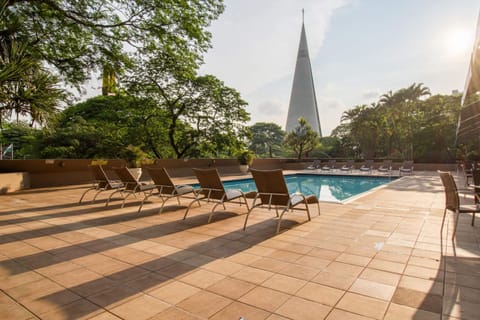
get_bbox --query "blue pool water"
[215,174,397,202]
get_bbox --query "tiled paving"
[0,171,479,319]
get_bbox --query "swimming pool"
[215,174,397,202]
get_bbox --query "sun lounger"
[377,160,392,174]
[184,168,250,223]
[340,160,355,173]
[137,167,196,214]
[359,160,374,174]
[105,167,156,208]
[320,159,336,171]
[399,160,414,175]
[79,165,124,204]
[306,160,321,170]
[243,169,320,233]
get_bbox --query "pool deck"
[0,170,479,319]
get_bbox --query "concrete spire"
[285,13,322,136]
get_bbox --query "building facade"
[285,18,322,137]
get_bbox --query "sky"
[198,0,480,135]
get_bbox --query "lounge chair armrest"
[194,187,224,200]
[290,192,305,197]
[197,187,224,193]
[256,192,289,197]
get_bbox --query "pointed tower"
[285,11,322,136]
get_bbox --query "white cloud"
[361,90,381,101]
[317,97,345,135]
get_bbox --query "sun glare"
[446,28,473,55]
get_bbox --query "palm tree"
[405,82,430,101]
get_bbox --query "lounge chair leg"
[243,207,255,230]
[138,196,149,214]
[158,199,168,214]
[317,203,321,216]
[138,201,145,214]
[305,204,311,221]
[243,196,250,211]
[276,208,289,233]
[472,212,476,226]
[121,193,132,208]
[92,189,104,202]
[452,209,460,239]
[207,211,214,223]
[106,190,121,207]
[79,188,94,204]
[184,198,199,220]
[208,203,222,223]
[441,208,447,235]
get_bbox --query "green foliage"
[39,88,249,160]
[39,95,145,159]
[0,122,39,158]
[236,150,255,165]
[284,118,320,159]
[127,58,250,158]
[331,83,461,162]
[249,122,285,158]
[1,0,224,86]
[0,35,67,128]
[315,136,343,158]
[119,145,150,168]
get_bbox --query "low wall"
[0,158,458,190]
[153,158,245,177]
[0,158,247,188]
[0,159,126,188]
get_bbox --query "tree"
[330,124,358,158]
[127,54,250,158]
[284,118,319,159]
[1,0,224,86]
[331,84,460,162]
[0,52,66,127]
[412,94,460,162]
[249,122,285,157]
[340,104,380,159]
[40,95,148,159]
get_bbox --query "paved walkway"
[0,171,479,319]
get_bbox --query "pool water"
[217,174,397,202]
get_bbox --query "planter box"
[0,172,30,194]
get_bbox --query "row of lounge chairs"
[306,159,414,175]
[80,166,320,233]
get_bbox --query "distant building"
[285,13,322,137]
[457,10,480,143]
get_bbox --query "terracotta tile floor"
[0,171,479,319]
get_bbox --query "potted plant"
[236,150,254,173]
[120,145,150,179]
